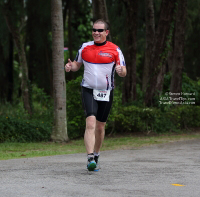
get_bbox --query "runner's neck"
[94,41,107,46]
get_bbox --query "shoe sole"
[87,161,96,171]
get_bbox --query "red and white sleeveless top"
[75,41,126,90]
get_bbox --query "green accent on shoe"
[87,161,96,171]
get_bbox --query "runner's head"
[92,19,109,43]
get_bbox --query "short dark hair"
[93,19,109,30]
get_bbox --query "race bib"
[93,89,110,102]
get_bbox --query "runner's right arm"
[65,59,82,72]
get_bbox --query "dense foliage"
[0,116,51,142]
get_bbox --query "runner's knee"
[96,121,106,132]
[86,116,96,131]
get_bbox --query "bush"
[113,105,200,134]
[182,73,200,104]
[0,116,51,142]
[66,76,85,139]
[0,85,53,143]
[113,106,158,134]
[106,86,123,133]
[169,105,200,129]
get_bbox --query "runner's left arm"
[115,62,127,77]
[116,48,127,77]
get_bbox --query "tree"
[26,0,53,97]
[144,0,176,106]
[51,0,68,142]
[1,0,32,114]
[142,0,155,92]
[170,0,187,99]
[184,0,200,80]
[66,0,74,81]
[0,14,13,103]
[122,0,138,102]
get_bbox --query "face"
[92,23,109,43]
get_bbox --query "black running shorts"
[81,86,114,122]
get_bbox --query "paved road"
[0,139,200,197]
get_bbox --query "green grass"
[1,132,200,160]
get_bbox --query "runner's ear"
[106,30,109,36]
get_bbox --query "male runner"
[65,19,126,171]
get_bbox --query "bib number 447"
[97,93,106,98]
[93,89,110,102]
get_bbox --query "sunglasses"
[92,28,106,32]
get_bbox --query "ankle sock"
[94,152,100,157]
[87,153,94,160]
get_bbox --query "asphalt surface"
[0,139,200,197]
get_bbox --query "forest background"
[0,0,200,143]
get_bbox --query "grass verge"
[0,132,200,160]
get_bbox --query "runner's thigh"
[81,87,98,118]
[96,90,113,122]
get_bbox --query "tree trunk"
[51,0,69,142]
[155,63,166,93]
[142,0,155,92]
[170,0,187,99]
[92,0,112,41]
[122,0,138,103]
[3,2,32,114]
[62,0,69,31]
[45,45,53,97]
[64,0,74,81]
[145,0,176,106]
[7,33,13,102]
[0,33,13,103]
